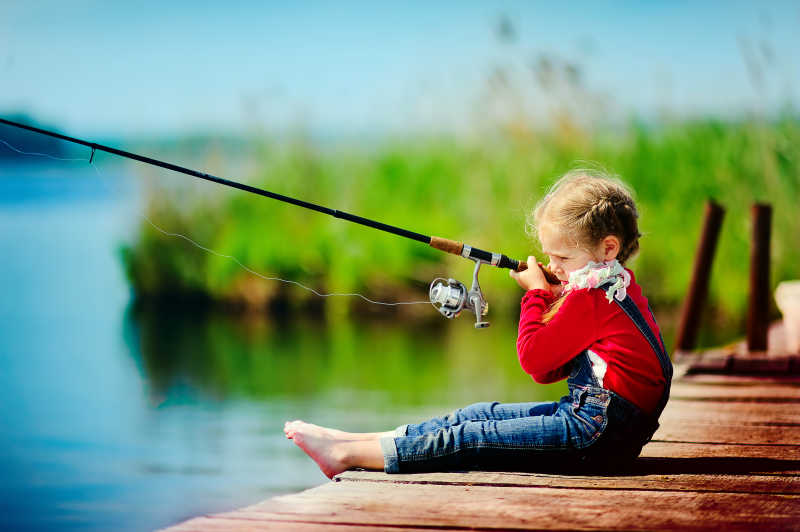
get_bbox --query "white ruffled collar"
[564,259,631,302]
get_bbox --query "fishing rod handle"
[429,236,464,255]
[429,236,559,284]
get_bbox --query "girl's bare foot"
[284,420,391,441]
[286,422,387,478]
[290,425,351,479]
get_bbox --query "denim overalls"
[380,288,673,474]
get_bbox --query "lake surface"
[0,161,565,531]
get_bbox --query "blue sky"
[2,1,798,137]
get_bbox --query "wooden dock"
[163,368,800,531]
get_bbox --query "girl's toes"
[284,420,302,438]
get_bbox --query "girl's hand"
[509,256,562,296]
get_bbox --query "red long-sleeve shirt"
[517,269,666,415]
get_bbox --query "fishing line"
[0,117,562,327]
[0,138,89,162]
[0,136,433,307]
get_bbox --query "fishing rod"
[0,117,558,328]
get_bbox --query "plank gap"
[210,514,527,531]
[336,476,800,496]
[651,439,800,447]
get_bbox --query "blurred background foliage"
[120,111,800,351]
[118,14,799,352]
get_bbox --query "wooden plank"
[217,481,800,531]
[161,516,426,531]
[659,414,800,429]
[640,441,800,462]
[670,381,800,401]
[676,354,800,376]
[660,401,800,425]
[677,374,800,386]
[336,469,800,494]
[651,423,800,444]
[663,398,800,414]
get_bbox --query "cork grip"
[429,236,464,255]
[517,260,561,285]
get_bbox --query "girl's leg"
[404,400,559,438]
[284,401,558,443]
[385,404,575,474]
[284,400,568,478]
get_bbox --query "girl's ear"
[601,235,621,261]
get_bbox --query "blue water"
[0,162,318,531]
[0,161,564,531]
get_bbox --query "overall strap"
[613,295,673,419]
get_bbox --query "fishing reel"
[429,259,490,328]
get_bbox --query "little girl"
[284,169,672,478]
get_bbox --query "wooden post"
[747,204,772,353]
[675,200,725,353]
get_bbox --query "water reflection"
[127,303,567,414]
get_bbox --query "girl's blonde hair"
[529,168,642,321]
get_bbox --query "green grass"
[120,115,800,347]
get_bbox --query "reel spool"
[429,278,467,318]
[429,259,490,328]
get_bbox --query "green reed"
[120,115,800,348]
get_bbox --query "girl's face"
[538,223,603,283]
